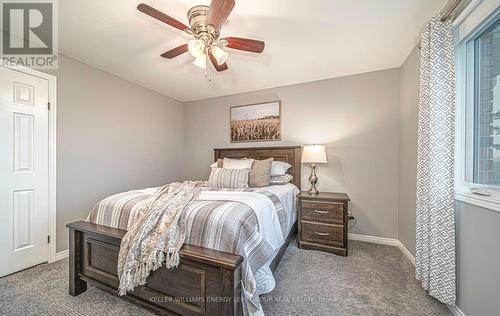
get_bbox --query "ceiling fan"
[137,0,265,74]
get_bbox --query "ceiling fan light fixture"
[138,2,265,76]
[188,39,205,57]
[211,46,228,65]
[193,54,207,69]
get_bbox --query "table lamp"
[301,145,328,195]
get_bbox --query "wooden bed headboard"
[214,146,302,189]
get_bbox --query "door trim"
[2,64,57,263]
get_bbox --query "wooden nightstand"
[298,191,350,256]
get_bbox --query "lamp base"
[308,164,319,196]
[308,187,319,196]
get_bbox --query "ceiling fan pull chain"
[205,50,212,82]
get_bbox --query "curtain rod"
[440,0,471,22]
[418,0,471,49]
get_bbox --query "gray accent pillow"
[208,167,249,189]
[248,158,273,188]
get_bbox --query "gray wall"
[397,46,500,316]
[398,46,420,255]
[45,55,184,252]
[455,202,500,316]
[183,69,401,238]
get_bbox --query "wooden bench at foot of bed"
[67,221,244,316]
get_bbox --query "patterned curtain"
[415,16,456,305]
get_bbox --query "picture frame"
[230,101,281,143]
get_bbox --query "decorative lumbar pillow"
[270,174,293,185]
[223,157,254,169]
[271,161,292,176]
[208,167,249,189]
[209,159,223,168]
[248,158,273,188]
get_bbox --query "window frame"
[455,6,500,212]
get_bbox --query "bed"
[67,146,302,316]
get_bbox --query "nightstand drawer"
[301,201,344,224]
[301,221,344,247]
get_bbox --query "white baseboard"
[448,305,466,316]
[55,249,69,261]
[349,233,415,265]
[396,241,416,266]
[349,233,465,316]
[349,233,400,246]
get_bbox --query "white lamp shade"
[210,46,228,65]
[188,39,205,57]
[193,54,207,69]
[302,145,328,164]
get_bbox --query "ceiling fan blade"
[206,0,235,30]
[209,50,228,72]
[161,44,188,59]
[137,3,189,32]
[223,37,265,53]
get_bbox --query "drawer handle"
[314,209,329,214]
[315,231,330,236]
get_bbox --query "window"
[456,7,500,211]
[472,17,500,185]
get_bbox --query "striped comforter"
[86,186,290,315]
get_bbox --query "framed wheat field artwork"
[230,101,281,143]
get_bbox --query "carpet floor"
[0,240,451,316]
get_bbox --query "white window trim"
[454,0,500,213]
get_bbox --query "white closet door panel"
[0,67,49,276]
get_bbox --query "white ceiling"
[60,0,447,102]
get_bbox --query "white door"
[0,67,49,276]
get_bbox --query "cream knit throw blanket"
[117,181,205,295]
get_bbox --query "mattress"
[88,183,299,239]
[250,183,300,237]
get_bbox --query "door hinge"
[47,102,51,110]
[48,235,51,243]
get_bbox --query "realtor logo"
[1,0,58,68]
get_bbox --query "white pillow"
[223,157,254,169]
[271,161,292,176]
